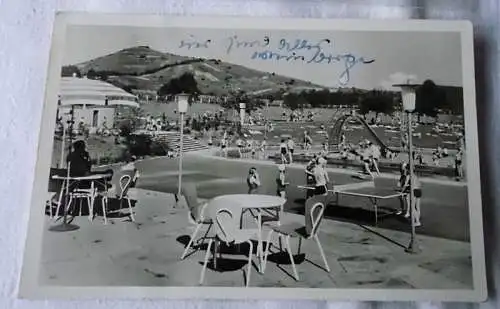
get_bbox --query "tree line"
[282,79,464,117]
[62,64,464,118]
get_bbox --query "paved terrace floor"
[40,189,472,289]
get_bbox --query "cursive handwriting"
[177,35,375,85]
[251,38,374,85]
[225,35,270,54]
[178,35,211,50]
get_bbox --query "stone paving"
[39,189,472,289]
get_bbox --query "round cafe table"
[206,194,286,271]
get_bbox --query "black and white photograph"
[19,14,486,301]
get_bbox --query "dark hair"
[73,140,86,152]
[281,139,285,143]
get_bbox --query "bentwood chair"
[262,196,330,280]
[180,183,213,260]
[199,207,259,287]
[100,174,136,224]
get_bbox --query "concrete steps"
[152,132,209,153]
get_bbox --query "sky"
[63,25,463,90]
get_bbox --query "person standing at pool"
[279,139,288,164]
[361,144,374,178]
[220,137,228,157]
[313,157,330,196]
[247,167,261,194]
[303,131,313,154]
[369,142,381,175]
[305,156,316,199]
[455,149,464,180]
[287,137,295,164]
[259,138,267,159]
[276,164,289,199]
[236,136,244,158]
[410,173,422,227]
[320,142,329,158]
[396,162,410,216]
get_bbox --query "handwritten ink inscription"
[177,34,375,85]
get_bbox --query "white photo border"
[18,12,487,302]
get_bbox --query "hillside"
[63,46,325,97]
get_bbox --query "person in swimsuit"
[220,138,228,157]
[276,164,289,199]
[361,145,374,178]
[313,157,330,196]
[286,137,295,164]
[259,138,267,159]
[247,167,261,194]
[305,157,316,199]
[411,174,422,227]
[236,137,244,158]
[396,162,410,216]
[279,139,288,164]
[455,150,464,180]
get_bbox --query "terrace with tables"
[41,167,472,289]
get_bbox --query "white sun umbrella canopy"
[59,77,139,107]
[57,77,139,131]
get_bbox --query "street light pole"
[405,110,419,253]
[394,83,420,254]
[177,111,185,198]
[176,93,189,206]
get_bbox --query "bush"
[119,122,133,137]
[150,141,167,156]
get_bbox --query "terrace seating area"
[41,183,472,289]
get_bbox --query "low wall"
[267,153,457,178]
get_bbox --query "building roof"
[58,77,139,108]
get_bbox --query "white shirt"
[287,139,295,149]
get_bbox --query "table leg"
[89,181,95,221]
[372,198,378,226]
[56,179,66,219]
[257,211,263,273]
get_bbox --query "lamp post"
[239,102,246,127]
[176,93,189,203]
[393,83,420,254]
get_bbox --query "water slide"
[329,114,400,152]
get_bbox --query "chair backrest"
[214,207,243,244]
[304,196,325,238]
[118,175,132,199]
[181,182,203,222]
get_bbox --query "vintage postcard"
[19,13,486,301]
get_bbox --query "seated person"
[66,140,91,177]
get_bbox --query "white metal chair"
[100,174,136,224]
[199,207,259,287]
[56,182,96,221]
[180,183,213,260]
[262,196,330,280]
